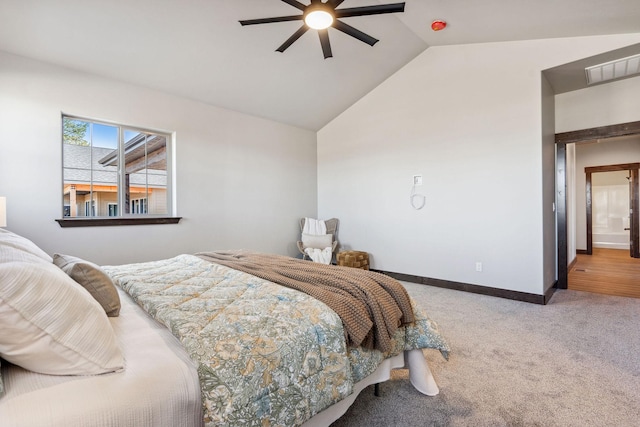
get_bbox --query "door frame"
[632,169,640,258]
[584,163,640,257]
[555,120,640,289]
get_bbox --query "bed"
[0,229,449,426]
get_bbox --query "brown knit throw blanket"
[196,250,415,353]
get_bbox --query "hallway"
[569,248,640,298]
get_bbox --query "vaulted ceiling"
[1,0,639,130]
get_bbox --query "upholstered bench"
[337,251,369,270]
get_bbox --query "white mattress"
[0,288,204,427]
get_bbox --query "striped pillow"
[0,228,52,263]
[0,261,124,375]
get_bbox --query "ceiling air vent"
[585,53,640,85]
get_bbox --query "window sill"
[56,217,182,228]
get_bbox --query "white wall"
[555,75,640,133]
[541,74,557,293]
[0,51,317,264]
[318,34,640,296]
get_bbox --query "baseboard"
[374,269,551,305]
[568,257,578,271]
[576,249,589,255]
[545,282,557,304]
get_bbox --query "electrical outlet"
[475,262,482,272]
[413,175,423,186]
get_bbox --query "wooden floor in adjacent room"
[569,248,640,298]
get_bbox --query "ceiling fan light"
[305,10,334,30]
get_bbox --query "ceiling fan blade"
[280,0,307,11]
[335,3,405,19]
[318,29,333,59]
[276,25,309,52]
[332,20,378,46]
[239,15,303,26]
[328,0,346,7]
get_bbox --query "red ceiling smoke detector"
[431,20,447,31]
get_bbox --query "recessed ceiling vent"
[585,53,640,85]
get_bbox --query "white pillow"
[0,228,52,263]
[301,233,333,249]
[0,261,124,375]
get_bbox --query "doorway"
[555,120,640,290]
[584,164,640,258]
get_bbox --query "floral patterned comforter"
[104,254,449,427]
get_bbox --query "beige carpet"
[331,283,640,426]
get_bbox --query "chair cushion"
[301,233,333,249]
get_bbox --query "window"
[107,203,118,217]
[84,200,96,217]
[61,116,173,224]
[131,198,147,214]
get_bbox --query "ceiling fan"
[239,0,406,59]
